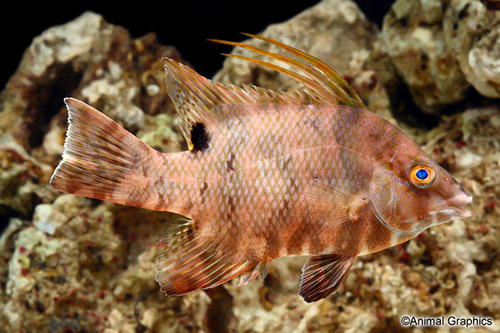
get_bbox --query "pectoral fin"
[299,254,356,303]
[303,180,368,226]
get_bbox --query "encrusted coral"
[1,2,499,332]
[383,0,500,113]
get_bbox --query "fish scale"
[50,33,471,302]
[182,105,385,260]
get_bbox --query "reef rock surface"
[383,0,500,113]
[1,2,499,332]
[214,0,399,123]
[0,11,191,332]
[444,0,500,99]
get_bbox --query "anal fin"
[299,254,356,303]
[155,218,262,296]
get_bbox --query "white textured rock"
[382,0,470,112]
[81,67,145,131]
[33,204,55,235]
[444,0,500,98]
[28,12,102,76]
[455,149,482,169]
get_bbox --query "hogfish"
[50,33,472,302]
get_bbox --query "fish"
[50,33,472,303]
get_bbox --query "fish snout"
[448,190,473,218]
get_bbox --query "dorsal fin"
[164,59,317,150]
[164,33,365,150]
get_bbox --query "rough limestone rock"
[0,11,185,224]
[1,3,500,332]
[444,0,500,98]
[382,0,470,113]
[383,0,500,113]
[0,11,184,156]
[214,0,399,123]
[0,11,192,331]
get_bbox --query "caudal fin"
[50,98,164,209]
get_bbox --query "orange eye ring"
[410,165,435,188]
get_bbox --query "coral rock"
[1,3,499,333]
[444,0,500,98]
[382,0,470,113]
[0,11,184,154]
[214,0,398,123]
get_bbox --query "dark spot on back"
[226,153,235,172]
[191,122,210,152]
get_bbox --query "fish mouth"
[427,192,472,223]
[450,205,472,218]
[448,192,473,218]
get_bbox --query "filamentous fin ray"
[210,33,366,108]
[155,219,264,296]
[220,53,329,102]
[241,33,364,106]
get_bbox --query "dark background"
[0,1,394,91]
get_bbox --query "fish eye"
[409,165,435,188]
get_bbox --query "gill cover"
[369,166,421,235]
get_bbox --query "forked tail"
[50,98,178,211]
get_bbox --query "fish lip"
[452,193,473,206]
[448,192,472,218]
[450,205,472,218]
[426,193,472,222]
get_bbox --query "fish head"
[369,153,472,235]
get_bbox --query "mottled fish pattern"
[50,33,471,302]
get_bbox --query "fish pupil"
[416,169,428,180]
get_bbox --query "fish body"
[50,34,471,302]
